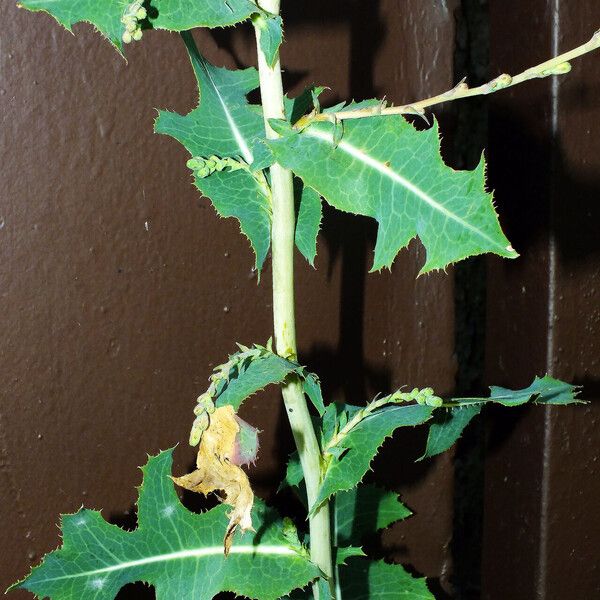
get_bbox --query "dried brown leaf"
[171,405,255,555]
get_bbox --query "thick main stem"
[253,1,334,595]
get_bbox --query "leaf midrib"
[305,126,510,253]
[183,32,255,164]
[33,544,298,583]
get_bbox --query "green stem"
[306,27,600,122]
[253,1,334,596]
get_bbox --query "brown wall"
[1,1,459,598]
[1,1,599,599]
[483,1,600,599]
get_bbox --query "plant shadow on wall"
[290,0,388,409]
[482,96,600,433]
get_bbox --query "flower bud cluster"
[121,2,147,44]
[187,155,246,179]
[189,344,271,446]
[390,386,443,407]
[189,390,218,447]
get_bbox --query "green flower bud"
[186,158,201,170]
[132,28,143,42]
[199,395,216,414]
[426,396,443,408]
[543,61,571,76]
[196,391,211,404]
[189,412,210,446]
[122,31,133,44]
[136,7,147,20]
[495,73,512,88]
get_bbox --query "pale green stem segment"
[309,26,600,122]
[253,1,334,596]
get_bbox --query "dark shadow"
[115,582,155,599]
[318,0,384,409]
[108,504,139,532]
[301,324,391,408]
[573,376,600,400]
[449,2,490,598]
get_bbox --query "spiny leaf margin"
[155,32,272,270]
[9,449,319,600]
[18,0,260,53]
[421,375,583,459]
[268,114,518,273]
[312,403,433,512]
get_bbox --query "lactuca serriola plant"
[9,1,597,598]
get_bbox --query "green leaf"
[268,116,518,272]
[488,375,581,406]
[207,344,326,416]
[321,402,345,442]
[18,0,259,52]
[316,577,334,600]
[421,375,582,459]
[335,546,366,565]
[155,33,271,270]
[302,372,326,415]
[10,450,319,600]
[284,87,326,126]
[295,179,322,266]
[18,0,128,50]
[216,353,300,411]
[254,12,284,68]
[313,404,433,512]
[420,405,481,460]
[149,0,258,32]
[334,484,412,546]
[279,451,304,495]
[283,578,332,600]
[339,558,433,599]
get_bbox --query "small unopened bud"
[136,7,147,20]
[189,412,210,446]
[122,31,133,44]
[495,73,512,87]
[548,61,571,75]
[427,396,443,408]
[132,28,143,41]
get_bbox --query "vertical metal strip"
[538,1,561,597]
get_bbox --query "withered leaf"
[172,405,257,555]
